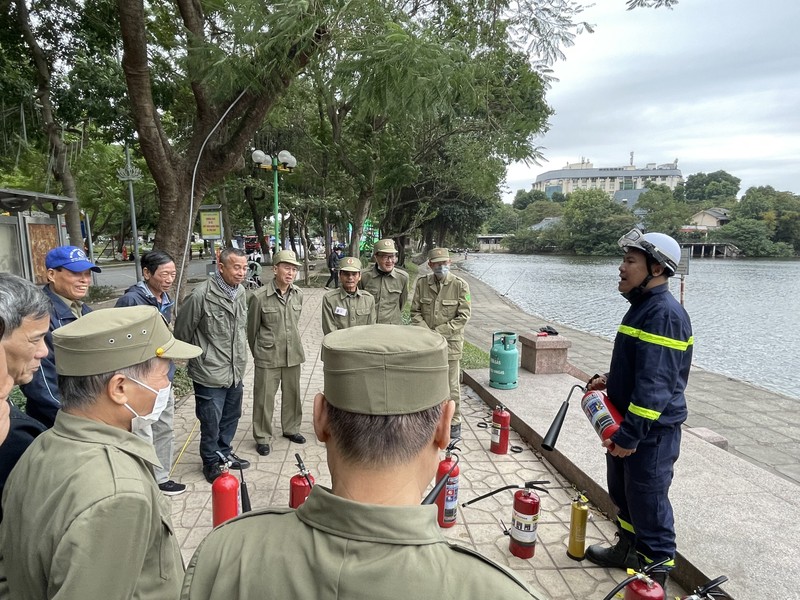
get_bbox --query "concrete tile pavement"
[164,283,676,600]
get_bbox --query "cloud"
[505,0,800,200]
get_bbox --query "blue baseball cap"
[45,246,102,273]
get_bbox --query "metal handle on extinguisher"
[295,453,313,488]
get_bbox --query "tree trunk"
[244,186,269,255]
[14,0,83,246]
[350,187,373,259]
[220,186,232,248]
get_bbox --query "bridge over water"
[680,241,740,258]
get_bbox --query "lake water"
[461,253,800,400]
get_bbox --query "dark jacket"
[607,284,693,450]
[0,402,46,522]
[19,285,92,428]
[115,282,176,379]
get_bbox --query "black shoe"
[226,452,250,470]
[203,463,222,484]
[256,443,271,456]
[585,534,639,570]
[450,423,461,439]
[283,433,306,444]
[158,480,187,496]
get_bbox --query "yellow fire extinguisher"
[567,493,589,560]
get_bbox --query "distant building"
[529,216,562,231]
[532,158,683,200]
[476,234,510,253]
[690,207,731,229]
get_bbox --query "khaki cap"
[274,249,301,266]
[322,325,449,415]
[427,247,450,263]
[339,256,361,272]
[53,306,202,376]
[373,239,398,255]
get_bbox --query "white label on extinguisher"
[512,510,539,544]
[443,476,459,522]
[491,423,501,444]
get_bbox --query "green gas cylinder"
[489,331,518,390]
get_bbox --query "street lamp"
[252,149,297,252]
[117,144,143,281]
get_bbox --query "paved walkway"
[455,260,800,486]
[165,283,687,600]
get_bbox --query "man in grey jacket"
[174,248,251,483]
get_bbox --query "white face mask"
[124,377,171,433]
[433,265,450,280]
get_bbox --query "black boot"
[585,534,639,570]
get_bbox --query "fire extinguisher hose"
[461,480,550,507]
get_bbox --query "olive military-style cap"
[373,239,398,255]
[53,306,201,376]
[339,256,361,272]
[321,324,449,415]
[427,247,450,263]
[274,249,301,266]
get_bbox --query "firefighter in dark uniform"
[181,325,546,600]
[584,229,692,595]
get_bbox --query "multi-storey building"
[532,158,683,200]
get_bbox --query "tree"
[684,170,741,202]
[513,189,547,211]
[561,189,636,254]
[520,200,564,228]
[636,184,693,235]
[486,203,520,234]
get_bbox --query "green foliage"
[520,200,564,228]
[486,203,520,234]
[712,219,792,257]
[85,285,117,303]
[636,184,693,235]
[172,366,194,399]
[512,189,548,211]
[684,170,740,202]
[562,189,636,254]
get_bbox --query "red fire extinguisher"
[461,480,550,559]
[212,457,240,527]
[581,389,622,449]
[289,453,315,509]
[490,404,511,455]
[623,577,664,600]
[435,444,460,528]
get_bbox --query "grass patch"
[461,341,490,370]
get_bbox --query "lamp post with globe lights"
[252,149,297,252]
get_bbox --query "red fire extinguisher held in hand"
[461,480,550,558]
[580,389,622,450]
[490,404,511,455]
[212,453,240,527]
[289,453,315,508]
[435,441,460,528]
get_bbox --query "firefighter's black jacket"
[607,284,693,450]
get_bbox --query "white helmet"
[618,229,681,276]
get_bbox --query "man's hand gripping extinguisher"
[289,453,315,508]
[461,480,550,559]
[211,451,252,527]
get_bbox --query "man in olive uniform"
[0,306,200,600]
[247,249,306,457]
[359,238,408,324]
[181,325,544,600]
[411,247,471,439]
[174,247,251,483]
[321,256,376,334]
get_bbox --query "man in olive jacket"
[247,249,306,457]
[321,256,376,334]
[359,238,408,324]
[174,248,250,483]
[1,306,201,600]
[411,247,471,439]
[181,325,545,600]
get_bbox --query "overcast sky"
[504,0,800,202]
